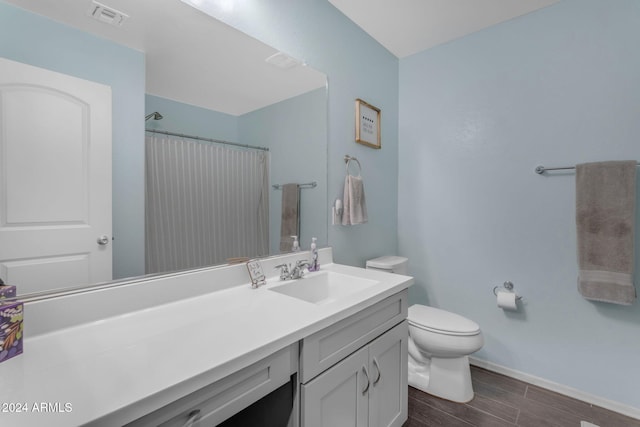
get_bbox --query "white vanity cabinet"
[0,250,414,427]
[300,291,408,427]
[125,344,298,427]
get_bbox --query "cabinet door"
[301,346,370,427]
[368,321,408,427]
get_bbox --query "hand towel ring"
[344,155,362,176]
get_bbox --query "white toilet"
[366,256,484,403]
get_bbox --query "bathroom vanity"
[0,248,412,427]
[299,295,407,427]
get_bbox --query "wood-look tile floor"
[405,366,640,427]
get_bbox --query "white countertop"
[0,261,412,426]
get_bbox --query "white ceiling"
[4,0,561,114]
[328,0,560,58]
[3,0,327,116]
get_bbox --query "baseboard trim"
[469,357,640,421]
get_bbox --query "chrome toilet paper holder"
[493,281,523,301]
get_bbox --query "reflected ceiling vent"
[88,1,129,26]
[265,52,301,70]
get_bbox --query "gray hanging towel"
[279,183,299,252]
[576,161,637,305]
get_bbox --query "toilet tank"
[366,256,408,275]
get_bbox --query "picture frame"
[355,98,381,149]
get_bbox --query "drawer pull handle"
[182,409,201,427]
[372,358,382,385]
[361,366,370,395]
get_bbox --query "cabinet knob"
[182,409,201,427]
[361,366,370,395]
[372,358,382,385]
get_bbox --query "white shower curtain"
[145,134,269,274]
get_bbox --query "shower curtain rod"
[145,129,269,152]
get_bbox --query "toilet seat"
[408,305,480,336]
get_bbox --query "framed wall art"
[355,98,381,149]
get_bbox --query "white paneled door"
[0,57,112,294]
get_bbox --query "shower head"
[145,112,163,121]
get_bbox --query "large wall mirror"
[0,0,328,297]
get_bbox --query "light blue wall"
[240,87,328,253]
[210,0,400,267]
[0,1,145,281]
[145,94,239,141]
[399,0,640,409]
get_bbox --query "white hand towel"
[342,175,368,225]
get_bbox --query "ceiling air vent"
[265,52,301,70]
[88,1,129,26]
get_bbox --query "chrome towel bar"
[535,163,640,174]
[272,182,317,189]
[344,154,362,175]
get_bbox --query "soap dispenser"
[291,235,300,252]
[308,237,319,271]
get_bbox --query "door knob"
[97,235,110,246]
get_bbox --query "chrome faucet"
[275,260,310,280]
[291,260,310,279]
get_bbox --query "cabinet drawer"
[300,290,407,383]
[126,343,297,427]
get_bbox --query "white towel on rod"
[342,175,368,225]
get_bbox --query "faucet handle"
[275,263,291,280]
[290,260,310,279]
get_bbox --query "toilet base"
[408,355,474,403]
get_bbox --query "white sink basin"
[268,271,378,305]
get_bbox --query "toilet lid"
[408,305,480,336]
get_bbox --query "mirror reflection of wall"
[0,0,328,296]
[238,88,327,256]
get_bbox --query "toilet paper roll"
[496,290,518,311]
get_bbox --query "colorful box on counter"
[0,300,23,363]
[0,284,17,301]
